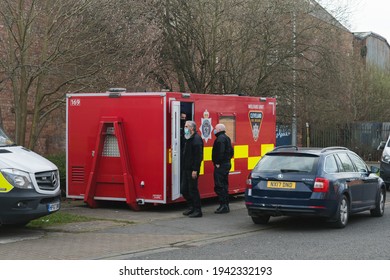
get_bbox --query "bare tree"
[352,65,390,122]
[156,0,353,130]
[0,0,98,147]
[78,0,163,92]
[0,0,161,150]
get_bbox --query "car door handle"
[362,177,374,182]
[346,178,358,182]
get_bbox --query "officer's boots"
[215,204,230,214]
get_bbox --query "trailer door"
[171,101,181,200]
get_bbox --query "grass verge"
[27,212,99,228]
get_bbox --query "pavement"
[0,195,259,260]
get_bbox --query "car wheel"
[251,215,270,225]
[332,195,349,228]
[3,222,29,228]
[370,187,386,217]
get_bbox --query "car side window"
[335,153,355,172]
[348,153,368,173]
[334,154,344,172]
[324,155,339,173]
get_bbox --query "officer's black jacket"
[182,132,204,172]
[212,131,232,164]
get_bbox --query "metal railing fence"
[302,122,390,161]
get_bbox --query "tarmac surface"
[0,162,381,260]
[0,195,258,260]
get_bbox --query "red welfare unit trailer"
[66,90,276,210]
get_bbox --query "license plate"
[47,201,60,212]
[267,181,296,189]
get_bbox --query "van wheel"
[251,215,270,225]
[332,195,349,228]
[370,188,386,217]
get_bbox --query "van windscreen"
[0,128,15,147]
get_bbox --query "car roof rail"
[273,145,299,151]
[320,146,349,153]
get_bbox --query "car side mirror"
[377,141,386,150]
[370,166,380,175]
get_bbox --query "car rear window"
[253,153,319,174]
[324,155,339,173]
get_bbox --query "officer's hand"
[216,164,220,168]
[192,171,197,179]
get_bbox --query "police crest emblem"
[200,110,213,143]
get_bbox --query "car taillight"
[246,173,252,189]
[313,177,329,192]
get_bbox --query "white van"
[0,127,61,226]
[378,136,390,191]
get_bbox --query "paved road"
[1,192,389,260]
[127,209,390,260]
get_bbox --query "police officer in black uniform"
[212,123,233,214]
[181,120,204,218]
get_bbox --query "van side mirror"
[377,141,386,150]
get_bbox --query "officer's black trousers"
[214,162,231,205]
[181,170,201,210]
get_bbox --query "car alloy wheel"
[333,195,349,228]
[370,188,386,217]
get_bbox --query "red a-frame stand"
[84,117,139,210]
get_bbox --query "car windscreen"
[0,127,15,147]
[252,153,319,174]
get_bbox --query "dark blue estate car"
[245,146,386,228]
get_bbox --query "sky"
[323,0,390,42]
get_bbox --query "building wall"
[366,36,390,70]
[353,32,390,70]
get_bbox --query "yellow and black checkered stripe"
[168,143,274,175]
[200,143,274,174]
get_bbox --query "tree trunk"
[0,106,3,128]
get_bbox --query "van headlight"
[1,169,33,189]
[382,154,390,163]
